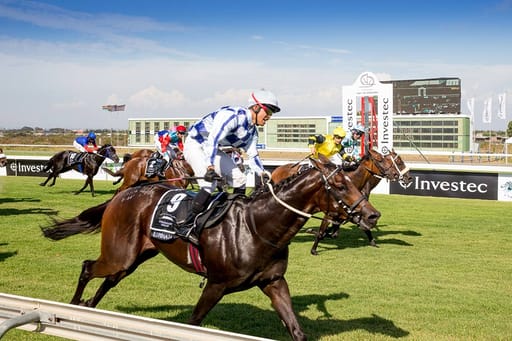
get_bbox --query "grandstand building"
[127,77,471,152]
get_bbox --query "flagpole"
[102,104,126,146]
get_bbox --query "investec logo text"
[391,170,498,200]
[404,176,488,193]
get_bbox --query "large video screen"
[382,78,461,115]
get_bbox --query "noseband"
[366,152,409,181]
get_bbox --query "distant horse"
[0,148,6,167]
[103,155,195,192]
[41,155,380,341]
[40,144,119,196]
[272,148,412,254]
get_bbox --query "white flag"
[467,98,475,120]
[482,97,492,123]
[497,93,506,119]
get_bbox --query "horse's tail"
[42,157,54,172]
[102,166,119,177]
[41,200,111,240]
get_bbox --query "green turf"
[0,176,511,340]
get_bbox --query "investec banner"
[6,159,49,177]
[390,170,498,200]
[342,71,393,155]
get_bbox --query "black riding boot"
[157,159,168,179]
[182,188,211,245]
[190,188,211,220]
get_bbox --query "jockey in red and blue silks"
[154,125,187,163]
[73,132,98,153]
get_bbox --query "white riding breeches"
[73,141,86,152]
[183,138,247,191]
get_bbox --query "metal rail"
[0,293,274,341]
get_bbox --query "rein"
[264,164,365,223]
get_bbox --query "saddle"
[68,152,88,172]
[149,189,242,245]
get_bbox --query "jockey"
[73,132,98,153]
[183,89,280,227]
[342,124,365,161]
[308,126,354,167]
[146,125,187,178]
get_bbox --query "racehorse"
[103,155,195,192]
[272,148,412,254]
[40,144,119,197]
[41,155,380,341]
[0,148,6,167]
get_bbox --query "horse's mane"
[249,163,317,199]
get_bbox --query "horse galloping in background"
[272,148,412,254]
[41,155,380,341]
[103,155,194,192]
[40,144,119,196]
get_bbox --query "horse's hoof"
[369,239,378,247]
[39,183,44,186]
[305,228,316,235]
[310,249,319,256]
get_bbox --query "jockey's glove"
[204,169,221,182]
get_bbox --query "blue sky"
[1,0,511,130]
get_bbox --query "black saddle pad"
[68,152,86,167]
[149,189,238,243]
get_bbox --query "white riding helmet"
[248,89,280,113]
[352,124,365,134]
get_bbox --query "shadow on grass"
[116,291,409,340]
[49,188,117,197]
[0,207,58,216]
[293,224,422,255]
[0,243,18,262]
[0,197,41,204]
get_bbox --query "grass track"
[0,176,511,340]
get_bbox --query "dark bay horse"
[103,155,194,192]
[0,148,6,167]
[272,148,412,254]
[40,144,119,196]
[41,155,380,341]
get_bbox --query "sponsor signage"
[342,71,393,156]
[6,159,50,177]
[390,170,498,200]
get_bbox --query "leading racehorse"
[40,144,119,196]
[41,155,380,341]
[272,148,412,254]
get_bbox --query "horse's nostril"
[369,213,380,223]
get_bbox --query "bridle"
[365,151,410,182]
[264,162,367,222]
[97,145,118,162]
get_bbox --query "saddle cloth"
[68,152,87,167]
[149,189,238,243]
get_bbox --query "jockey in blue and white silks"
[184,89,280,195]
